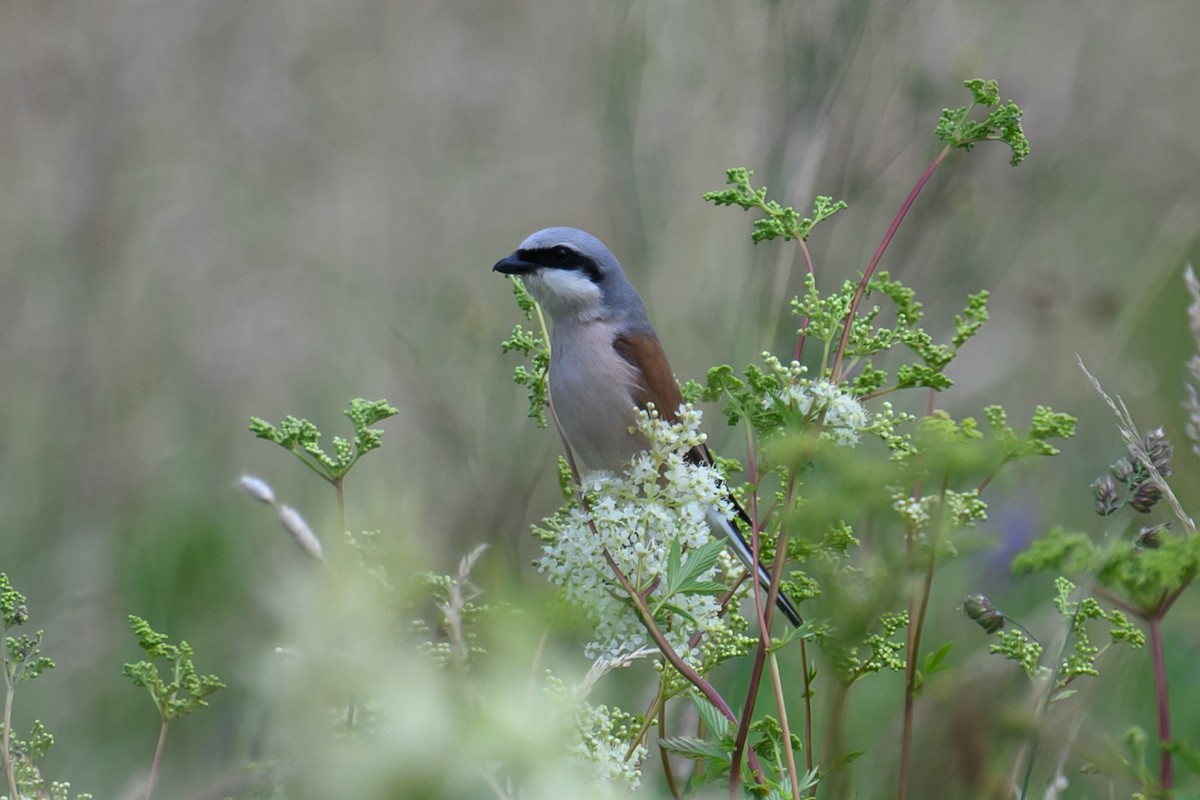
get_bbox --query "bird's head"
[492,227,645,322]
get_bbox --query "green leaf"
[691,693,731,741]
[935,78,1030,166]
[664,537,728,597]
[703,168,845,243]
[659,736,731,762]
[122,616,225,721]
[923,642,952,676]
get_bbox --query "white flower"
[774,379,869,447]
[572,702,647,790]
[534,405,739,661]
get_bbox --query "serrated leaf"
[685,581,732,595]
[665,537,728,597]
[659,736,730,762]
[666,537,683,586]
[691,693,731,740]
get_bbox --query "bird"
[493,226,803,627]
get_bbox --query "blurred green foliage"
[1,0,1199,797]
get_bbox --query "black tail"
[685,441,803,628]
[705,502,804,627]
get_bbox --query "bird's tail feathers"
[705,506,804,628]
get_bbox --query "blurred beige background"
[2,0,1199,794]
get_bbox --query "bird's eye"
[550,246,572,264]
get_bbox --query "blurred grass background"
[3,0,1200,797]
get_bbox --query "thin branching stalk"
[1147,615,1173,791]
[144,717,170,800]
[335,479,346,542]
[732,427,771,780]
[768,650,802,800]
[801,639,814,775]
[731,431,799,797]
[730,637,770,799]
[657,699,682,800]
[830,147,951,383]
[600,547,767,787]
[898,474,948,800]
[793,236,816,364]
[896,514,919,800]
[3,684,17,800]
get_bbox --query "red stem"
[731,433,772,795]
[1148,616,1173,792]
[830,147,950,383]
[601,548,765,785]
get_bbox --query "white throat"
[523,269,603,319]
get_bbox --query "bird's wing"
[612,332,710,465]
[612,332,685,413]
[612,331,803,627]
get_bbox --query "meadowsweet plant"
[122,616,225,800]
[249,398,399,534]
[1,574,90,800]
[534,404,749,662]
[500,78,1083,798]
[244,397,524,798]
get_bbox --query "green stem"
[818,680,851,800]
[898,530,938,800]
[658,697,682,800]
[793,236,816,364]
[3,684,17,800]
[801,639,814,775]
[768,650,802,800]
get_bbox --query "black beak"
[492,252,536,275]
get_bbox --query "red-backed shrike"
[494,227,802,627]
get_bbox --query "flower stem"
[144,718,170,800]
[600,549,766,787]
[1148,615,1173,791]
[768,650,802,800]
[830,146,950,383]
[3,684,18,800]
[802,639,814,775]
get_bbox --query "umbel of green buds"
[962,593,1004,634]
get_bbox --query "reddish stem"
[830,147,950,383]
[144,718,169,800]
[1148,616,1173,792]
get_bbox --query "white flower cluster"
[776,379,869,447]
[891,488,987,539]
[571,701,647,791]
[535,405,734,661]
[891,491,934,532]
